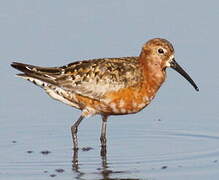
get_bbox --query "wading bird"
[11,38,199,151]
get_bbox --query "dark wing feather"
[11,57,141,100]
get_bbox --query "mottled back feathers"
[12,57,142,101]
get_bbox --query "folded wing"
[11,57,141,101]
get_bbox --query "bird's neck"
[139,52,166,96]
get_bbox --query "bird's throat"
[139,55,166,96]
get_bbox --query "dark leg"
[100,115,108,146]
[71,115,84,150]
[72,149,79,171]
[100,115,108,156]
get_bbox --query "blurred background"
[1,1,219,180]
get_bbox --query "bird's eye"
[158,48,164,54]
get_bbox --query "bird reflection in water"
[72,147,141,180]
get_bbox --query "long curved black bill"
[170,59,199,91]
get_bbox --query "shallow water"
[1,112,219,180]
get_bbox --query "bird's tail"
[11,62,61,87]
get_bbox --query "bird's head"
[140,38,199,91]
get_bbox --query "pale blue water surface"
[1,1,219,180]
